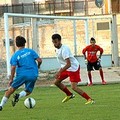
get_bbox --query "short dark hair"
[90,37,95,41]
[16,36,26,47]
[52,34,61,41]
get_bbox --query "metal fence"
[0,0,102,17]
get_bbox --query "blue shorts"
[11,75,37,93]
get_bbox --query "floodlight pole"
[4,13,11,78]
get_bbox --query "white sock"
[19,91,27,98]
[0,96,8,107]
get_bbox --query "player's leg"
[94,61,106,84]
[10,76,26,107]
[71,82,94,104]
[0,76,23,110]
[54,71,73,103]
[99,68,106,84]
[18,76,37,98]
[13,75,37,106]
[87,62,93,86]
[0,87,16,110]
[54,71,72,96]
[69,68,94,104]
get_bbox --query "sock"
[0,96,8,107]
[88,72,92,84]
[81,92,91,100]
[99,69,104,82]
[19,91,27,98]
[62,87,72,96]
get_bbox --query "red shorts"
[58,66,81,83]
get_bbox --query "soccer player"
[52,33,94,104]
[0,36,42,111]
[82,37,107,86]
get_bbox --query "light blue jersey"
[10,48,40,92]
[10,48,39,77]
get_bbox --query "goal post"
[4,13,89,78]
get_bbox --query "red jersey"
[82,45,103,63]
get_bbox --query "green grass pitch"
[0,84,120,120]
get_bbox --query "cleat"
[85,99,95,105]
[0,106,2,111]
[102,81,107,85]
[12,94,19,107]
[62,94,75,103]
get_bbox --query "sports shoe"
[0,106,2,111]
[62,94,75,103]
[102,81,107,85]
[85,99,95,105]
[12,94,19,107]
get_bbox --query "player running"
[0,36,42,111]
[52,33,94,104]
[82,37,107,86]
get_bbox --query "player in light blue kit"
[0,36,42,111]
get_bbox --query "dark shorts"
[87,61,102,71]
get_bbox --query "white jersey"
[56,45,79,72]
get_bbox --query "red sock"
[88,72,92,84]
[99,69,104,82]
[81,92,91,100]
[62,87,72,96]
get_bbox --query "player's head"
[52,34,62,49]
[15,36,26,47]
[90,37,96,46]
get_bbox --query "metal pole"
[4,13,11,78]
[73,20,77,55]
[32,18,39,54]
[111,14,119,66]
[92,19,95,37]
[85,19,89,45]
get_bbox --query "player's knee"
[5,88,15,98]
[54,80,60,86]
[71,86,77,91]
[25,91,31,96]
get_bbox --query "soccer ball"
[24,97,36,109]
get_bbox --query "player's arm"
[55,58,71,79]
[9,65,16,86]
[82,47,88,64]
[36,57,42,69]
[82,47,87,59]
[59,58,71,73]
[98,46,103,59]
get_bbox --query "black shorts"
[87,61,102,71]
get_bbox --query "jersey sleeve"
[62,46,71,60]
[10,55,18,66]
[82,46,88,54]
[97,45,103,54]
[31,50,40,59]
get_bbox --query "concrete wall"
[40,54,112,71]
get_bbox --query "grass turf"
[0,84,120,120]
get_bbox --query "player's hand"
[85,59,88,65]
[98,58,101,62]
[55,71,61,79]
